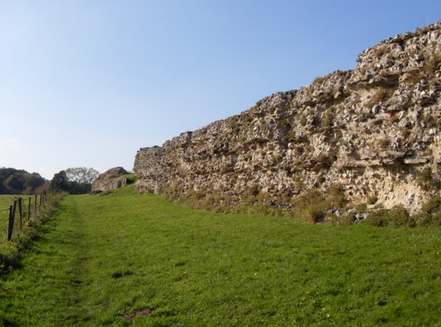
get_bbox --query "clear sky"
[1,1,440,179]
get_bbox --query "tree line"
[50,167,99,194]
[0,168,48,194]
[1,167,100,195]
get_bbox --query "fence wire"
[1,193,48,243]
[1,207,9,242]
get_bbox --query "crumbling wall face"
[134,21,441,214]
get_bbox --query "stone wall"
[92,167,128,192]
[134,21,441,214]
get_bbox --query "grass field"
[1,185,441,326]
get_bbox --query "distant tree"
[0,168,47,194]
[65,167,99,185]
[23,173,46,194]
[5,174,25,193]
[50,167,99,194]
[0,175,5,193]
[25,173,45,188]
[65,167,99,194]
[35,181,50,194]
[50,170,69,193]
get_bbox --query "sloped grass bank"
[1,185,441,326]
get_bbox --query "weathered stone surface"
[92,167,128,192]
[134,20,441,214]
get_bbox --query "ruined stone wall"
[134,21,441,214]
[92,167,128,192]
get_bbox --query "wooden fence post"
[18,197,23,230]
[7,205,14,241]
[28,197,31,221]
[12,199,17,226]
[34,194,37,219]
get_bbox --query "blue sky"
[1,1,440,179]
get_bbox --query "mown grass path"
[1,186,441,326]
[1,196,88,325]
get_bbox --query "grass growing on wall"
[1,184,441,326]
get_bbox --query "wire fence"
[0,192,48,243]
[0,206,11,242]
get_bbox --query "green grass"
[1,185,441,326]
[0,195,16,208]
